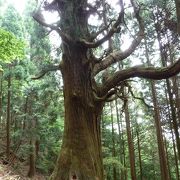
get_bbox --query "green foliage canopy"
[0,28,25,62]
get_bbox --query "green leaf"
[0,28,25,62]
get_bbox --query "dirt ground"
[0,160,47,180]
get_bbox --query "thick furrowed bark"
[50,47,104,180]
[50,99,103,180]
[47,1,105,177]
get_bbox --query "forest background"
[0,0,180,179]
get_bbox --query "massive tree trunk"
[50,46,104,179]
[32,1,180,179]
[48,1,105,179]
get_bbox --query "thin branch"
[93,31,143,75]
[93,0,144,75]
[32,11,73,44]
[102,0,113,51]
[78,27,120,48]
[90,20,114,41]
[127,84,153,108]
[99,58,180,95]
[31,64,60,80]
[106,94,123,102]
[78,0,125,48]
[93,89,116,102]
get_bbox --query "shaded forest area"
[0,0,180,179]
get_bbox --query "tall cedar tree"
[33,0,180,179]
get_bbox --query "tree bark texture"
[27,139,36,178]
[50,46,104,179]
[136,124,143,180]
[47,1,106,179]
[144,35,170,180]
[110,102,117,180]
[6,66,11,160]
[115,99,126,180]
[155,19,180,161]
[175,0,180,34]
[124,98,136,180]
[151,80,170,180]
[27,98,36,178]
[0,70,3,127]
[33,0,180,179]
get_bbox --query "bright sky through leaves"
[9,0,141,65]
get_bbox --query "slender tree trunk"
[144,36,170,179]
[164,136,172,179]
[28,138,36,177]
[115,98,125,180]
[154,10,180,177]
[121,118,127,180]
[124,97,136,180]
[28,138,36,178]
[6,66,11,160]
[166,31,180,127]
[172,76,180,125]
[23,96,28,130]
[166,95,180,180]
[165,79,180,160]
[152,150,156,179]
[136,123,143,180]
[0,69,3,127]
[175,0,180,34]
[117,62,127,180]
[151,80,170,180]
[27,96,36,178]
[154,16,180,161]
[171,124,180,180]
[110,102,117,180]
[101,109,107,178]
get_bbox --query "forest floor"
[0,160,47,180]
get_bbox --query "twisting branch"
[93,32,142,75]
[127,84,153,108]
[32,11,73,44]
[102,0,113,52]
[78,27,120,48]
[32,64,60,80]
[90,20,114,41]
[93,0,144,75]
[99,58,180,95]
[78,0,125,48]
[130,0,144,35]
[93,89,116,102]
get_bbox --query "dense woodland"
[0,0,180,179]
